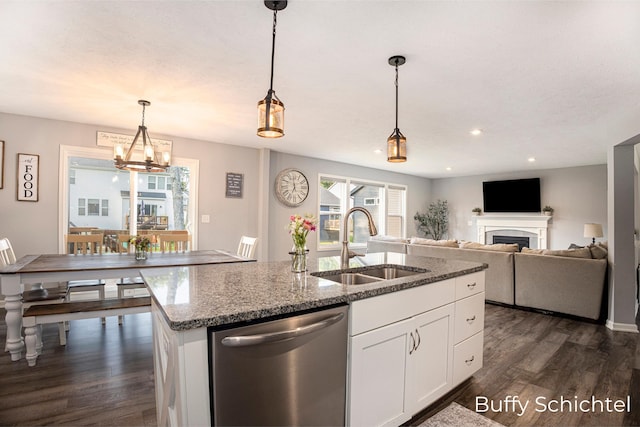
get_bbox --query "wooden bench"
[22,297,151,366]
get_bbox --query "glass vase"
[290,245,308,273]
[135,248,147,261]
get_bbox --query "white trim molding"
[605,319,639,333]
[477,215,552,249]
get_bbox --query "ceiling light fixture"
[470,129,483,136]
[257,0,287,138]
[387,55,407,163]
[114,100,170,172]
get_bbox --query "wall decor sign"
[0,140,4,189]
[17,153,39,202]
[96,131,172,152]
[225,172,243,198]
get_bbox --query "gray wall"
[429,165,607,249]
[0,112,261,258]
[268,151,432,261]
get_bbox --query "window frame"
[316,173,407,252]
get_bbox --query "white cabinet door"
[407,304,455,413]
[349,317,413,427]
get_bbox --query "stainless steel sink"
[311,265,428,285]
[359,266,426,280]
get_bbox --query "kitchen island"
[141,252,486,426]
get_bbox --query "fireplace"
[493,235,529,251]
[476,215,551,249]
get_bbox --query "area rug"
[417,402,505,427]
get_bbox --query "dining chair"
[0,237,68,346]
[114,234,147,324]
[157,233,190,253]
[64,234,106,322]
[237,236,258,259]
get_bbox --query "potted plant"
[542,206,554,216]
[414,200,449,240]
[130,235,151,260]
[472,207,482,216]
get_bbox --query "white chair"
[237,236,258,259]
[0,237,67,346]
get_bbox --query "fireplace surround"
[476,215,551,250]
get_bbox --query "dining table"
[0,249,253,362]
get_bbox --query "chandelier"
[114,100,170,172]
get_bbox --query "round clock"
[275,168,309,207]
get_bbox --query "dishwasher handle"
[221,312,345,347]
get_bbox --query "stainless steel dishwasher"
[210,304,348,426]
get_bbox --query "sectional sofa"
[366,237,608,320]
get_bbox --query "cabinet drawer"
[350,279,455,336]
[454,271,485,300]
[454,292,485,344]
[453,331,483,386]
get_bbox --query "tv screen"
[482,178,541,213]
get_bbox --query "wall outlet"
[202,214,210,223]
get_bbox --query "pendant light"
[257,0,287,138]
[114,100,170,172]
[387,55,407,162]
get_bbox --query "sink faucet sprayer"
[341,207,378,269]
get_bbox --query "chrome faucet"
[341,207,378,269]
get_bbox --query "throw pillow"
[409,237,459,247]
[521,247,545,254]
[588,244,608,259]
[568,243,584,249]
[541,247,593,259]
[459,241,519,252]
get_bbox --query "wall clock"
[275,168,309,207]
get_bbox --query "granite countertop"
[141,252,486,331]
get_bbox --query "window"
[318,175,407,250]
[88,199,100,216]
[101,199,109,216]
[148,176,156,190]
[158,176,166,190]
[78,198,86,216]
[70,169,76,185]
[148,175,167,190]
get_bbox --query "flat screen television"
[482,178,541,213]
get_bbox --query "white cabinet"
[348,272,485,427]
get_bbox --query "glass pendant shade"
[114,100,170,172]
[387,128,407,162]
[257,91,284,138]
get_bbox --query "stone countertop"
[141,252,486,331]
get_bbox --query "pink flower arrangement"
[288,214,317,249]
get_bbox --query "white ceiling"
[1,1,639,178]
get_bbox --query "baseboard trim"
[605,319,639,333]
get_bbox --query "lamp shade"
[583,223,603,239]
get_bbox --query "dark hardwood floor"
[0,304,638,426]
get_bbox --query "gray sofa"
[366,238,608,320]
[514,252,607,320]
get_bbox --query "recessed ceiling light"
[470,129,483,136]
[446,167,452,171]
[528,157,536,162]
[374,149,382,154]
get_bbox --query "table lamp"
[583,223,603,245]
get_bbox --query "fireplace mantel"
[476,215,551,249]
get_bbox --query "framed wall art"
[17,153,39,202]
[225,172,243,198]
[0,140,4,189]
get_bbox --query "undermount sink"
[311,265,428,285]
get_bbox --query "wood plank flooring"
[0,304,638,426]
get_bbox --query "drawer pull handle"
[465,355,475,365]
[467,282,477,289]
[466,315,476,324]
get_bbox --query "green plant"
[414,199,449,240]
[472,207,482,213]
[542,205,554,213]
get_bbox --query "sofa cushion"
[521,247,545,254]
[370,235,409,243]
[543,248,593,259]
[459,241,519,252]
[409,237,459,247]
